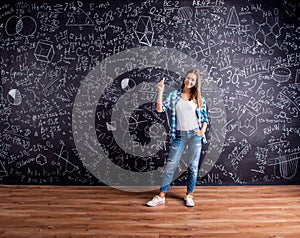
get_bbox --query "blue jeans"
[160,129,203,194]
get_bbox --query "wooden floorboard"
[0,185,299,237]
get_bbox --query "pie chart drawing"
[7,89,22,106]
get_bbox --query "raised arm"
[156,79,165,112]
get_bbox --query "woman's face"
[184,73,197,89]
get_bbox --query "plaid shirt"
[162,90,209,143]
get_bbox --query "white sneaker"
[146,195,165,207]
[184,194,195,207]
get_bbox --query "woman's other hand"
[194,129,204,137]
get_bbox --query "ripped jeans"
[160,129,203,194]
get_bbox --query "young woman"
[146,69,208,207]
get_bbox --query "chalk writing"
[0,0,299,186]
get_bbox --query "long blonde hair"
[181,69,202,108]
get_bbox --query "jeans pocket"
[193,130,202,137]
[175,132,181,138]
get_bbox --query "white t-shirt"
[175,98,199,131]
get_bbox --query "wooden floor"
[0,185,299,238]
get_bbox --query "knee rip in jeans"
[165,161,176,172]
[166,160,176,166]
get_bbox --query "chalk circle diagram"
[7,89,22,106]
[72,46,226,192]
[272,66,291,83]
[5,15,37,37]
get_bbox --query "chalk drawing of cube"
[34,41,55,63]
[238,108,257,137]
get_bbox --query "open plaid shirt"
[162,90,209,143]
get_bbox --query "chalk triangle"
[106,122,116,131]
[193,30,205,45]
[226,7,240,28]
[66,8,94,26]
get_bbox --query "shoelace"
[154,195,162,201]
[186,195,193,200]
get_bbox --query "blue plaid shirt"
[162,90,209,143]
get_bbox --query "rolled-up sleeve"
[162,91,172,112]
[202,97,209,124]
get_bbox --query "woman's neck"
[181,88,192,101]
[182,88,191,95]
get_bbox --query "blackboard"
[0,0,299,189]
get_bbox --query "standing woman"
[146,69,208,207]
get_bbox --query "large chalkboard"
[0,0,299,189]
